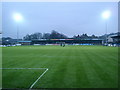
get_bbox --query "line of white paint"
[29,68,48,89]
[1,68,49,89]
[0,68,48,69]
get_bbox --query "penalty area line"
[29,68,48,89]
[0,68,49,89]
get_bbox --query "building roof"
[18,41,31,43]
[111,36,120,38]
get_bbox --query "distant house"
[111,36,120,44]
[107,32,120,46]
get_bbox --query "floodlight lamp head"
[13,13,23,22]
[102,10,111,19]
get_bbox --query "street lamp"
[102,10,111,46]
[13,13,23,44]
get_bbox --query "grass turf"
[2,45,118,88]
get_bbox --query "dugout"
[31,39,102,45]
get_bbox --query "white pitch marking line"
[1,68,49,89]
[29,68,48,89]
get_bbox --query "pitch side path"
[2,45,118,89]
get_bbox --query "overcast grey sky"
[2,2,118,39]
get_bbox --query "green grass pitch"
[2,45,118,89]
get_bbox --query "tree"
[79,33,88,39]
[23,30,68,40]
[49,30,59,39]
[23,33,42,40]
[49,30,68,39]
[43,33,50,39]
[91,34,96,38]
[91,34,98,38]
[23,34,31,40]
